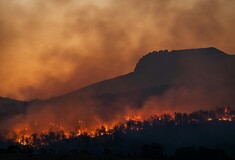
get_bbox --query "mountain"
[1,47,235,124]
[45,47,235,109]
[0,97,28,121]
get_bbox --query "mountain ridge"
[41,47,235,113]
[53,47,232,99]
[1,47,235,123]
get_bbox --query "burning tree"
[4,107,235,147]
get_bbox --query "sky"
[0,0,235,100]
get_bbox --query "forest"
[0,107,235,159]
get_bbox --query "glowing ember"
[207,118,213,121]
[4,107,235,147]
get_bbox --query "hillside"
[1,47,235,126]
[46,47,235,110]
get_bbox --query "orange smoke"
[0,0,235,100]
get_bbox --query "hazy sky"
[0,0,235,100]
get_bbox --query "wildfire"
[207,118,213,121]
[125,115,142,121]
[16,133,33,146]
[6,107,235,147]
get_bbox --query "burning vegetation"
[3,107,235,147]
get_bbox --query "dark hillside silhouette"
[1,47,235,133]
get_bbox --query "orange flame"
[5,107,235,146]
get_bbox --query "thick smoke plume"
[0,0,235,100]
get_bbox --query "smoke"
[0,0,235,100]
[0,0,235,138]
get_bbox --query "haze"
[0,0,235,100]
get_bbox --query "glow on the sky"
[0,0,235,100]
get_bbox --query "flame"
[5,107,235,146]
[207,118,213,121]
